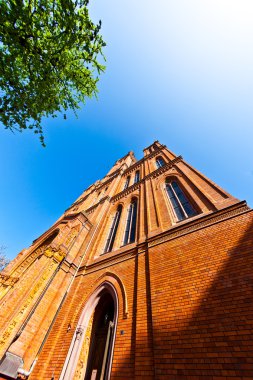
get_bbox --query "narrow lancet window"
[104,205,122,253]
[123,199,138,245]
[166,180,196,221]
[156,157,165,168]
[134,170,140,183]
[123,176,130,190]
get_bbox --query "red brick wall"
[31,209,253,379]
[149,211,253,379]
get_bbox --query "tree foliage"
[0,0,105,146]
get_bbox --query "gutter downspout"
[17,358,37,378]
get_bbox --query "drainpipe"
[17,358,37,378]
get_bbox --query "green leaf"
[0,0,106,146]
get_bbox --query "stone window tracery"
[104,205,123,253]
[134,170,140,184]
[123,176,130,190]
[156,157,165,168]
[123,198,138,245]
[165,180,196,221]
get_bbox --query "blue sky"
[1,0,253,259]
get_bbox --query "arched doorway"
[59,282,118,380]
[85,291,115,380]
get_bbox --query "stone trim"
[81,248,137,274]
[85,196,109,215]
[148,201,249,248]
[111,182,141,202]
[146,156,182,180]
[59,282,119,380]
[0,274,19,286]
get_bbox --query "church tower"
[0,141,252,379]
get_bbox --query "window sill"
[173,212,202,225]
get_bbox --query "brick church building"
[0,141,253,379]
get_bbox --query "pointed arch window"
[123,198,138,245]
[104,205,123,253]
[134,170,140,184]
[123,176,130,190]
[166,180,196,221]
[156,157,165,168]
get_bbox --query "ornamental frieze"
[64,226,80,247]
[0,274,19,287]
[14,245,46,277]
[44,247,66,263]
[0,260,57,357]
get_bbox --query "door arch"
[59,282,118,380]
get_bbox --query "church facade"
[0,141,253,379]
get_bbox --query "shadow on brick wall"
[113,218,253,379]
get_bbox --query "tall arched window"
[156,157,165,168]
[134,170,140,184]
[166,180,196,221]
[104,205,123,253]
[123,198,138,245]
[123,176,130,190]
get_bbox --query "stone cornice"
[95,170,120,190]
[111,182,141,202]
[59,259,78,275]
[146,155,182,179]
[148,201,249,248]
[85,196,109,215]
[65,194,90,212]
[79,246,138,275]
[122,159,144,175]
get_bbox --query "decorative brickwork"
[0,141,252,380]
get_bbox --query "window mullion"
[104,215,115,252]
[130,201,137,243]
[165,184,178,220]
[128,204,134,244]
[123,206,131,245]
[170,184,188,218]
[108,212,119,250]
[105,210,120,252]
